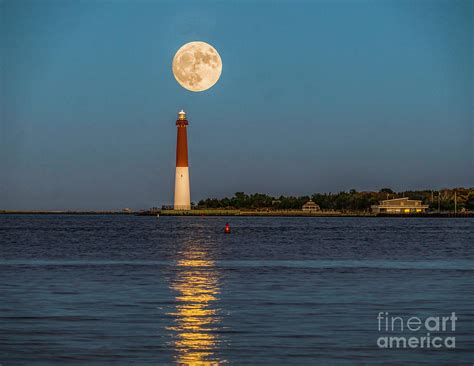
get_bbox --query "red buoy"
[224,223,231,234]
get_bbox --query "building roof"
[381,197,411,202]
[380,197,426,204]
[372,197,429,209]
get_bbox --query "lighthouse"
[174,110,191,210]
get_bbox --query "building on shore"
[371,197,428,214]
[174,110,191,210]
[302,200,321,212]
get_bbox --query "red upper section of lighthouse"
[176,115,189,167]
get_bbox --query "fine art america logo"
[377,312,457,349]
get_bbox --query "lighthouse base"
[174,167,191,210]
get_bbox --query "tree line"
[196,188,474,211]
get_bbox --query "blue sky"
[1,0,472,210]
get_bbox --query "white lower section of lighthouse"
[174,167,191,210]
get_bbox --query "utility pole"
[454,191,457,216]
[438,191,441,213]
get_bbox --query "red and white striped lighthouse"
[174,110,191,210]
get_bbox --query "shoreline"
[1,210,472,218]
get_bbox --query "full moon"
[172,41,222,92]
